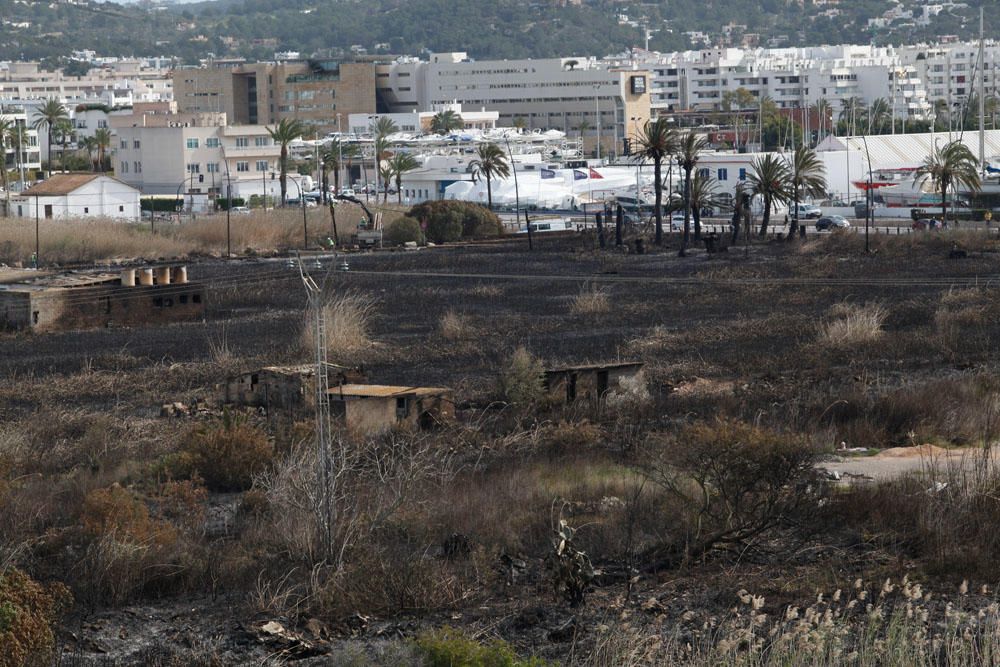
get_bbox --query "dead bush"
[0,567,71,667]
[439,309,474,341]
[570,283,611,316]
[639,419,820,568]
[818,302,887,347]
[78,484,181,605]
[538,420,604,457]
[302,291,377,362]
[497,347,545,409]
[173,416,274,493]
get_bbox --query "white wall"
[12,177,140,220]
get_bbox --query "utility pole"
[979,7,986,174]
[298,261,333,563]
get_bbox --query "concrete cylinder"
[138,268,154,286]
[154,266,171,285]
[172,266,188,284]
[120,269,136,287]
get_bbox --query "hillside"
[0,0,992,65]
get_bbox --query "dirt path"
[820,444,1000,481]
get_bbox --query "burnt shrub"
[384,216,423,246]
[408,201,502,243]
[174,416,274,492]
[0,567,71,667]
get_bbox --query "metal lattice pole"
[299,259,334,562]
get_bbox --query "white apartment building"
[112,111,295,203]
[346,103,498,135]
[613,45,932,120]
[900,41,1000,120]
[377,53,651,158]
[0,60,173,106]
[0,108,42,188]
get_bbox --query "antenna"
[298,254,334,561]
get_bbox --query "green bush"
[408,201,502,243]
[384,216,423,245]
[141,198,181,212]
[415,627,546,667]
[215,197,247,211]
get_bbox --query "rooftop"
[21,173,131,197]
[545,361,644,374]
[330,384,451,398]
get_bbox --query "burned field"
[6,231,1000,665]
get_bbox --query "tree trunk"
[486,177,493,211]
[680,168,691,256]
[759,197,772,236]
[279,148,288,206]
[596,211,605,248]
[788,185,799,240]
[47,128,53,178]
[615,204,623,246]
[942,179,948,226]
[328,201,339,246]
[653,157,663,245]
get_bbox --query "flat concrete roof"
[330,384,450,398]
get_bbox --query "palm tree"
[388,152,419,204]
[689,172,725,238]
[93,128,112,174]
[512,117,527,132]
[430,110,463,135]
[32,99,68,177]
[371,116,398,199]
[635,118,679,245]
[838,97,865,135]
[378,162,394,202]
[868,98,892,134]
[747,154,791,236]
[7,124,26,186]
[677,131,710,253]
[786,145,827,239]
[468,142,510,211]
[915,140,981,225]
[267,118,306,206]
[341,143,360,192]
[80,135,98,171]
[0,118,11,217]
[53,118,73,173]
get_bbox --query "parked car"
[791,203,823,219]
[815,215,850,231]
[230,206,251,214]
[670,212,685,231]
[338,188,356,198]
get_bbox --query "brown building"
[173,59,377,134]
[0,266,204,332]
[544,361,644,404]
[330,384,454,434]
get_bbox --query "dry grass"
[439,309,474,340]
[571,283,611,315]
[0,207,365,265]
[301,291,378,362]
[819,302,887,347]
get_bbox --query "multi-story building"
[0,108,42,189]
[345,103,498,135]
[377,53,651,158]
[900,41,1000,123]
[0,60,173,105]
[613,45,932,121]
[112,111,294,203]
[173,58,376,134]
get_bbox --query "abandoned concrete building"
[544,361,644,404]
[0,266,205,332]
[220,363,367,412]
[330,384,455,434]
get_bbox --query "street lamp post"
[289,176,309,248]
[594,84,601,162]
[502,136,529,250]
